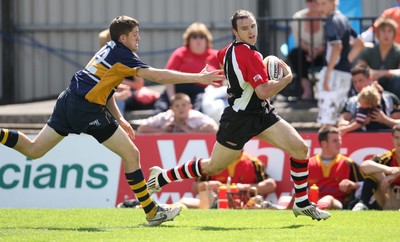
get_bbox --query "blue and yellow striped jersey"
[69,40,149,105]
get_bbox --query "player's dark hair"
[318,126,340,143]
[231,9,255,31]
[350,64,370,78]
[109,15,139,41]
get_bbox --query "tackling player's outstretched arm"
[136,67,224,87]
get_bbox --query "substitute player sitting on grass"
[308,126,365,209]
[0,15,225,226]
[353,124,400,211]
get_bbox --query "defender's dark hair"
[109,15,139,41]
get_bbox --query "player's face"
[233,17,258,46]
[324,133,342,156]
[122,26,141,52]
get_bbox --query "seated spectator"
[338,65,400,131]
[153,22,219,114]
[361,1,400,45]
[353,124,400,211]
[98,29,160,115]
[339,86,382,134]
[287,0,325,101]
[137,93,218,133]
[178,151,277,209]
[356,17,400,99]
[308,126,365,209]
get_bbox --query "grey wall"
[0,0,396,102]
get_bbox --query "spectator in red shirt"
[153,22,220,114]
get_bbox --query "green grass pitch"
[0,208,398,241]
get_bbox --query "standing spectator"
[288,0,325,101]
[178,151,277,209]
[308,126,365,209]
[147,9,331,221]
[0,15,225,226]
[357,17,400,99]
[316,0,363,127]
[338,65,400,131]
[153,22,220,114]
[353,124,400,211]
[137,93,218,133]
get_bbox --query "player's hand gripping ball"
[264,55,283,80]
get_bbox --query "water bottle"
[309,184,319,204]
[218,184,228,209]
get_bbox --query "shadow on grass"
[280,224,306,229]
[197,224,308,231]
[8,226,135,232]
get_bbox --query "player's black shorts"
[216,106,281,150]
[47,88,118,143]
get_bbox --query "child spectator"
[338,65,400,131]
[339,86,381,134]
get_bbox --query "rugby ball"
[264,55,283,80]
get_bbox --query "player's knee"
[291,141,309,160]
[202,164,224,176]
[122,146,140,166]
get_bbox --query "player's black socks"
[359,176,378,207]
[0,129,19,148]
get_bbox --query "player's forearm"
[138,67,204,85]
[256,179,277,195]
[106,96,124,122]
[360,159,390,174]
[258,76,292,99]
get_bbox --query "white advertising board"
[0,134,121,208]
